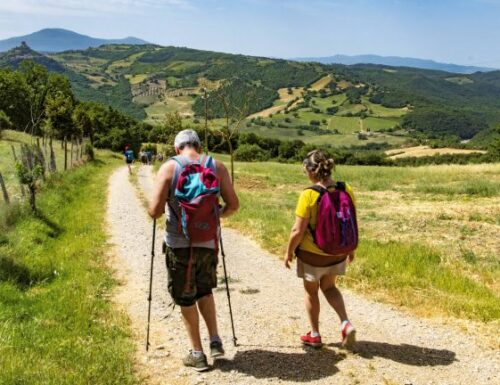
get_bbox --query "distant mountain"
[0,28,149,53]
[294,54,495,74]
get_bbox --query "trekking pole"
[220,235,238,346]
[146,218,156,351]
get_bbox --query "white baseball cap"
[174,129,200,148]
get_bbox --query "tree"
[44,78,76,170]
[0,69,30,131]
[148,112,183,155]
[212,79,256,184]
[19,61,51,136]
[72,102,96,145]
[16,144,44,211]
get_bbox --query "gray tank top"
[164,155,219,249]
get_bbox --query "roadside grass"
[217,157,500,322]
[0,152,137,385]
[0,130,79,200]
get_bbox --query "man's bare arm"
[148,160,174,219]
[217,161,239,218]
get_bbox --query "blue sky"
[0,0,499,66]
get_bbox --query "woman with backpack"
[285,149,357,349]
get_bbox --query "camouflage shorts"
[165,247,218,307]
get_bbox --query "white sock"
[341,320,350,330]
[191,350,204,358]
[311,331,320,337]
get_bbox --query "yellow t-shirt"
[295,183,356,256]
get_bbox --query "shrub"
[234,144,269,162]
[84,143,95,161]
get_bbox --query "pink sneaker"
[300,332,323,348]
[341,321,356,349]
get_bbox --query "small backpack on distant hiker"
[307,182,358,256]
[125,149,135,163]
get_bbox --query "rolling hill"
[0,28,149,53]
[294,54,495,74]
[1,42,499,150]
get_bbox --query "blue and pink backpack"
[307,182,358,256]
[172,154,220,292]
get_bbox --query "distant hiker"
[285,149,358,349]
[124,145,135,174]
[146,149,153,165]
[148,129,239,372]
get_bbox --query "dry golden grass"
[249,87,305,118]
[125,74,148,85]
[337,79,352,90]
[386,145,487,158]
[310,74,333,90]
[248,104,286,118]
[277,87,304,102]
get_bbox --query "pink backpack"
[307,182,358,256]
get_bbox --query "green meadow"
[0,140,137,384]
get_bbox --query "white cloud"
[0,0,194,16]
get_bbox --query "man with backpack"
[148,130,239,372]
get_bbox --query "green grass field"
[0,130,80,202]
[214,155,500,322]
[361,97,407,118]
[0,150,137,385]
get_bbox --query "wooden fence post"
[0,172,10,204]
[49,137,57,172]
[64,136,68,171]
[70,137,74,167]
[11,144,26,198]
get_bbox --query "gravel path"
[107,165,499,385]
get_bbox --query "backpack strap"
[335,181,346,191]
[305,185,327,243]
[172,155,188,168]
[306,185,328,197]
[203,155,212,168]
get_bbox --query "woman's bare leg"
[320,275,348,322]
[303,279,320,333]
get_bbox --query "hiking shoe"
[182,351,209,372]
[210,340,225,358]
[341,321,356,349]
[300,332,323,348]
